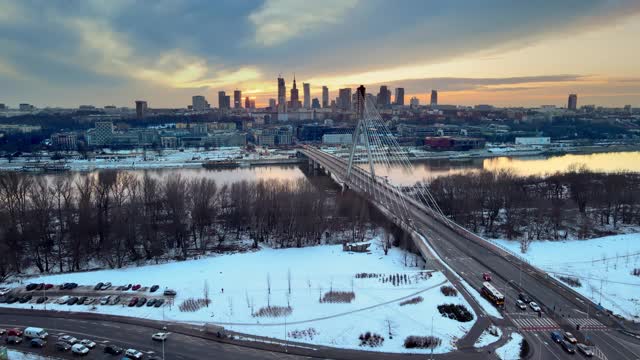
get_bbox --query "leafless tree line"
[0,171,379,281]
[426,166,640,241]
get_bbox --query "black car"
[26,283,38,291]
[36,296,48,304]
[125,284,132,290]
[154,299,165,308]
[77,296,88,305]
[146,299,156,307]
[35,283,45,291]
[560,340,576,354]
[30,338,46,348]
[67,296,79,305]
[136,298,147,307]
[518,293,532,303]
[6,295,19,304]
[55,341,72,351]
[150,285,160,293]
[62,282,78,290]
[163,289,177,296]
[6,336,22,344]
[94,282,104,291]
[18,294,32,303]
[104,344,123,355]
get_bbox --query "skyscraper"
[245,96,251,109]
[322,86,329,108]
[311,98,320,109]
[234,90,242,109]
[289,75,300,110]
[192,95,209,112]
[568,94,578,110]
[303,83,311,109]
[269,98,277,109]
[218,91,230,109]
[394,88,405,106]
[377,86,391,107]
[277,76,286,112]
[430,90,438,107]
[135,100,147,119]
[338,88,352,111]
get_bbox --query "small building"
[51,133,78,150]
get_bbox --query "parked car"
[59,335,79,344]
[72,343,90,355]
[136,298,147,307]
[26,283,38,291]
[35,283,45,291]
[94,282,104,291]
[110,295,121,305]
[36,296,48,304]
[30,338,46,348]
[0,287,12,296]
[19,294,32,303]
[55,341,72,351]
[560,340,576,354]
[564,332,578,344]
[124,284,132,290]
[482,272,492,281]
[80,339,96,348]
[529,302,541,312]
[150,285,160,293]
[101,282,112,290]
[77,296,88,305]
[163,289,177,296]
[104,344,123,355]
[116,286,125,291]
[85,297,96,305]
[518,293,532,303]
[44,284,54,290]
[0,329,5,335]
[577,343,594,357]
[61,282,78,290]
[146,299,156,307]
[125,348,144,359]
[24,327,48,339]
[152,332,169,342]
[67,296,79,305]
[516,300,526,310]
[128,297,139,307]
[6,295,19,304]
[154,299,165,308]
[100,296,112,305]
[132,284,141,291]
[6,336,22,344]
[8,328,23,337]
[56,296,71,305]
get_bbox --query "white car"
[71,344,90,355]
[516,299,527,310]
[125,348,144,359]
[152,332,169,342]
[577,343,594,357]
[56,296,71,304]
[0,287,12,296]
[59,335,79,344]
[529,301,541,312]
[80,339,96,348]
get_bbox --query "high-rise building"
[568,94,578,110]
[430,90,438,106]
[269,98,277,109]
[277,76,286,112]
[93,121,114,146]
[234,90,242,109]
[303,83,311,109]
[245,97,251,109]
[135,100,148,119]
[289,75,300,110]
[311,98,320,109]
[192,95,209,112]
[322,86,329,108]
[394,88,405,106]
[218,91,231,109]
[249,99,256,109]
[410,97,420,107]
[377,86,391,107]
[338,88,352,111]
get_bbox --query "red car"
[482,272,492,281]
[128,297,139,307]
[132,284,141,291]
[44,284,54,290]
[8,328,23,337]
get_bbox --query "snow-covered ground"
[494,234,640,320]
[495,332,523,360]
[6,350,50,360]
[1,243,477,354]
[474,325,502,348]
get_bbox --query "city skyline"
[1,1,640,108]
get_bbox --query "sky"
[1,0,640,109]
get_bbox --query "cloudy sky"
[1,0,639,108]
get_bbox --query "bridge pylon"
[346,85,375,183]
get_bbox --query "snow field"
[495,332,524,360]
[2,243,477,353]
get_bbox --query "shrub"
[179,298,210,312]
[399,296,424,306]
[252,305,293,318]
[520,338,530,358]
[437,303,474,322]
[320,291,355,303]
[355,273,379,279]
[288,328,318,340]
[558,276,582,287]
[440,285,458,297]
[632,268,640,277]
[404,335,442,349]
[359,332,384,347]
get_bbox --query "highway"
[301,146,640,360]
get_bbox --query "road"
[302,146,640,360]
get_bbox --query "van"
[24,327,48,339]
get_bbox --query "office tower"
[322,86,329,108]
[394,88,405,105]
[249,99,256,109]
[277,76,287,112]
[245,96,251,109]
[269,98,277,109]
[568,94,578,110]
[338,88,352,111]
[234,90,242,109]
[218,91,231,109]
[312,98,320,109]
[430,90,438,106]
[377,86,391,107]
[135,100,147,119]
[192,95,209,112]
[290,75,300,110]
[303,83,310,109]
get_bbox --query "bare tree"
[204,280,210,307]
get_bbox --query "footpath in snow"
[494,233,640,320]
[2,243,477,354]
